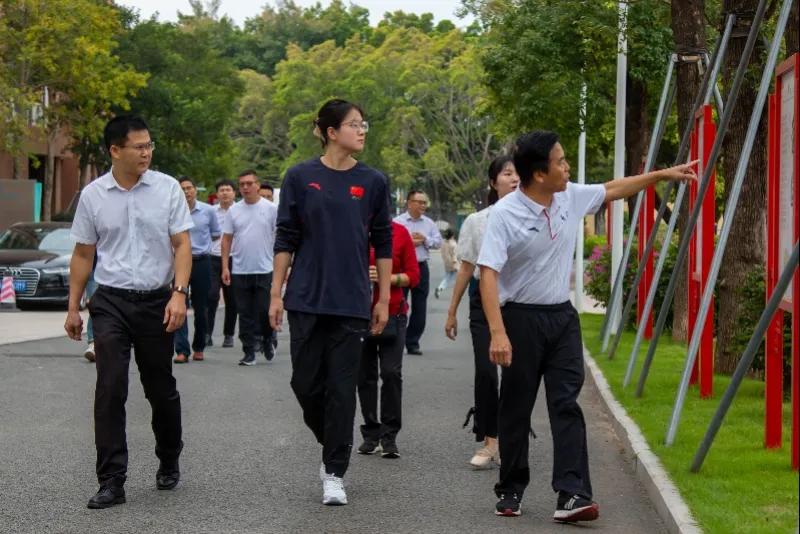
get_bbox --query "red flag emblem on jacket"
[350,186,364,200]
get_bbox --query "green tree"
[114,14,244,184]
[0,0,147,219]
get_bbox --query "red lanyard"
[543,210,558,241]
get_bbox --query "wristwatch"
[173,285,190,296]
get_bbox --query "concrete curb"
[583,346,703,534]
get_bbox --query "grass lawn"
[580,314,799,534]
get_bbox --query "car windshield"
[0,227,74,254]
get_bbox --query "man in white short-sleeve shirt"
[477,130,698,523]
[221,170,279,365]
[64,116,194,510]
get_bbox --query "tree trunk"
[625,77,650,243]
[716,0,768,374]
[43,126,58,222]
[786,0,799,54]
[670,0,706,341]
[13,154,25,180]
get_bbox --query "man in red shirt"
[357,221,420,459]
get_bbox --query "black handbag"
[367,299,405,344]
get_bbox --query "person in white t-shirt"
[221,170,279,366]
[445,154,519,469]
[478,130,697,523]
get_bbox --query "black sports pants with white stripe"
[494,301,593,501]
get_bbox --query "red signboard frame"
[767,53,799,469]
[688,105,716,399]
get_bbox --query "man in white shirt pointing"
[478,130,697,523]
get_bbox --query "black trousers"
[469,288,499,442]
[175,255,211,355]
[207,256,237,337]
[494,301,592,501]
[288,311,369,478]
[405,261,429,350]
[232,273,272,356]
[358,314,407,444]
[90,286,183,486]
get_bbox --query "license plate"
[13,280,27,292]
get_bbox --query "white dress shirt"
[210,204,231,257]
[71,170,194,290]
[477,184,606,306]
[393,211,442,262]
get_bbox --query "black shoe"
[271,335,278,350]
[87,484,126,509]
[264,341,275,362]
[239,354,256,366]
[357,440,382,455]
[495,493,521,517]
[205,334,213,347]
[380,441,400,459]
[222,335,234,348]
[407,348,423,356]
[554,493,599,523]
[156,461,180,490]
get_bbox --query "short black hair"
[407,189,425,201]
[444,229,455,240]
[260,182,274,192]
[487,154,515,205]
[103,115,149,152]
[178,176,195,187]
[313,98,365,148]
[514,130,559,188]
[238,169,257,179]
[215,178,236,192]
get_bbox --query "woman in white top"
[445,154,520,468]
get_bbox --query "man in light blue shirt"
[394,190,442,355]
[174,176,221,363]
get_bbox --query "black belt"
[192,254,210,261]
[98,284,172,301]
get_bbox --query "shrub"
[584,234,607,259]
[732,265,792,398]
[584,232,682,332]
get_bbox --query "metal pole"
[665,0,792,445]
[605,38,725,361]
[620,82,678,385]
[575,81,588,313]
[601,56,676,353]
[633,0,770,398]
[690,242,799,472]
[609,0,629,338]
[703,14,734,112]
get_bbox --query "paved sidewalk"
[0,260,663,534]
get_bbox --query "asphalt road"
[0,259,666,534]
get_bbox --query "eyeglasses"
[409,199,428,206]
[343,120,369,133]
[124,142,155,153]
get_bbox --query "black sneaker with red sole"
[554,493,600,523]
[495,493,521,516]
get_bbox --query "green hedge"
[583,234,607,258]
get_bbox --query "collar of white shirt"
[100,170,154,190]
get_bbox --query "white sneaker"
[322,475,347,505]
[84,342,96,363]
[319,462,326,482]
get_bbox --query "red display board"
[767,53,799,469]
[208,193,217,206]
[637,186,655,340]
[688,105,716,399]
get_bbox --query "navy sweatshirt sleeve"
[369,174,393,260]
[276,158,394,321]
[275,168,301,254]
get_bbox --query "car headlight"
[42,267,70,275]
